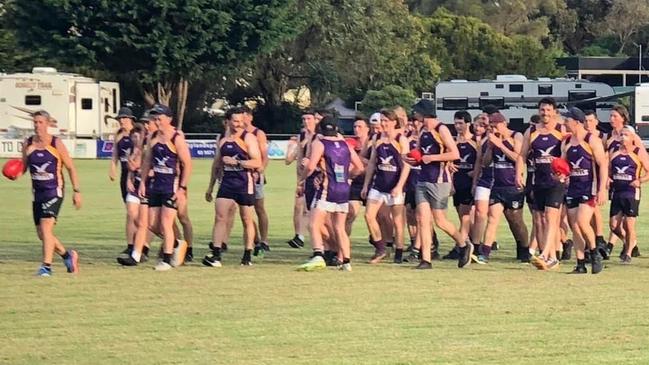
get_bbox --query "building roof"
[557,57,649,71]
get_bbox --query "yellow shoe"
[296,256,326,272]
[530,255,548,270]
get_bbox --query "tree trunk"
[175,78,189,131]
[157,82,173,106]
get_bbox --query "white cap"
[369,112,381,125]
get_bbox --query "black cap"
[561,107,586,123]
[318,116,338,137]
[412,99,436,118]
[149,104,173,117]
[116,107,136,119]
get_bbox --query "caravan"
[0,67,120,139]
[433,75,617,132]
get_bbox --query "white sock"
[131,250,142,263]
[297,234,305,241]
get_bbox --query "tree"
[242,0,441,110]
[360,85,416,116]
[605,0,649,54]
[423,8,562,80]
[5,0,295,130]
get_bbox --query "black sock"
[324,250,333,261]
[386,241,394,248]
[313,251,324,258]
[127,244,134,254]
[186,246,193,255]
[143,246,150,256]
[163,253,172,264]
[242,249,252,262]
[211,246,222,260]
[395,248,403,260]
[60,251,70,260]
[343,257,350,264]
[43,262,51,267]
[577,258,586,267]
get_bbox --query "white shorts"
[125,193,141,205]
[474,186,491,202]
[255,182,265,200]
[315,200,349,213]
[367,188,405,206]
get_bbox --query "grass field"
[2,159,649,364]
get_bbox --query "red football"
[3,159,24,181]
[345,137,359,150]
[407,148,423,163]
[551,157,570,177]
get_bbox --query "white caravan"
[0,67,120,138]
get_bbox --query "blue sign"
[187,140,217,158]
[97,140,114,159]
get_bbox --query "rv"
[0,67,120,138]
[433,75,617,132]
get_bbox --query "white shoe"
[154,261,173,271]
[340,263,352,272]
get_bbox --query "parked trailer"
[0,67,120,138]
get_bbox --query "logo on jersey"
[119,148,131,162]
[153,156,174,174]
[534,145,556,165]
[31,161,54,181]
[494,153,513,169]
[421,145,433,154]
[457,154,473,170]
[378,155,397,172]
[613,165,633,181]
[569,156,589,177]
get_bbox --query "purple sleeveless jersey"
[492,133,518,187]
[405,134,421,191]
[476,138,493,188]
[372,134,403,193]
[27,136,63,202]
[418,125,450,184]
[530,125,563,189]
[316,139,351,203]
[566,134,596,198]
[454,137,477,191]
[220,131,254,195]
[116,135,133,173]
[610,147,642,199]
[150,132,179,194]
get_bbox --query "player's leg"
[479,202,504,264]
[391,203,406,263]
[296,207,328,271]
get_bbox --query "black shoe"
[604,243,614,260]
[261,242,270,251]
[117,256,138,266]
[632,246,641,257]
[591,251,604,274]
[240,259,253,266]
[140,253,149,263]
[253,243,263,257]
[415,261,432,270]
[327,256,341,267]
[458,242,474,268]
[184,249,193,263]
[202,254,222,267]
[561,240,573,261]
[492,241,499,251]
[287,235,304,249]
[394,256,403,264]
[569,265,587,274]
[222,242,228,252]
[431,250,441,261]
[620,245,627,259]
[442,247,460,260]
[584,250,591,262]
[621,254,632,265]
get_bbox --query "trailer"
[0,67,120,138]
[433,75,617,132]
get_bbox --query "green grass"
[2,160,649,364]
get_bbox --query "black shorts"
[120,172,128,202]
[610,195,640,217]
[565,195,595,209]
[217,189,255,206]
[33,197,64,226]
[532,184,565,211]
[489,186,524,210]
[405,189,417,210]
[525,187,535,209]
[349,183,365,203]
[453,188,473,207]
[149,192,177,209]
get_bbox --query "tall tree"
[5,0,295,130]
[605,0,649,54]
